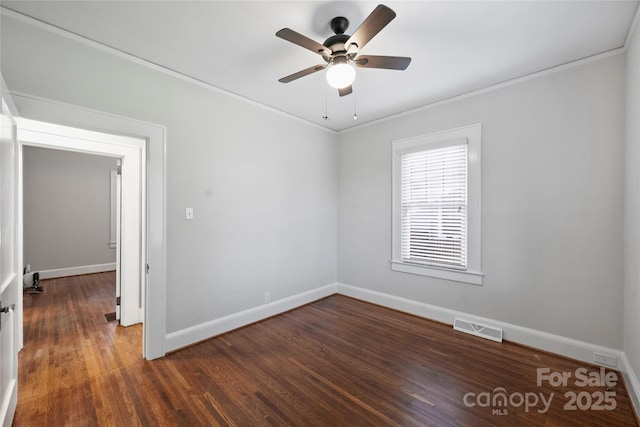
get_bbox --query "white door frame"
[12,92,166,360]
[18,118,145,327]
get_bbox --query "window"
[391,123,482,285]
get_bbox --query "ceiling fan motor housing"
[323,34,350,61]
[322,17,355,63]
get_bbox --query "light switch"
[185,208,194,220]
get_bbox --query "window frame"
[391,123,483,285]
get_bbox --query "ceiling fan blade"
[278,64,326,83]
[276,28,331,57]
[345,4,396,52]
[338,85,353,97]
[355,55,411,70]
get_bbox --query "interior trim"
[34,263,116,280]
[165,283,338,353]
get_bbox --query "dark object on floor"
[27,272,45,294]
[104,312,117,323]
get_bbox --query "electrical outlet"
[264,292,270,303]
[185,208,194,220]
[593,352,617,367]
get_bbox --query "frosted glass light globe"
[326,63,356,89]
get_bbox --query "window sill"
[389,260,483,285]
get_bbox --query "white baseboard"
[621,352,640,418]
[336,283,628,372]
[36,263,116,280]
[165,283,338,353]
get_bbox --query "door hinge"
[146,264,150,274]
[117,165,122,175]
[116,296,121,305]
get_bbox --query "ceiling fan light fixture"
[326,61,355,89]
[276,4,410,98]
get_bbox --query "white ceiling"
[2,1,638,131]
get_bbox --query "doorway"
[11,93,167,360]
[18,118,146,330]
[23,146,121,319]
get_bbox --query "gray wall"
[1,11,633,354]
[624,21,640,381]
[338,54,626,349]
[23,146,117,271]
[0,14,338,334]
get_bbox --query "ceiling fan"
[276,4,411,97]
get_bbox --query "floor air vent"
[453,318,503,343]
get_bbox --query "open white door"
[0,77,19,426]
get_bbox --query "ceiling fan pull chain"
[323,83,329,120]
[353,90,358,121]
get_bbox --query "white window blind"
[400,143,468,269]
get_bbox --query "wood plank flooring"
[15,272,639,426]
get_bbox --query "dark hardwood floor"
[15,272,639,426]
